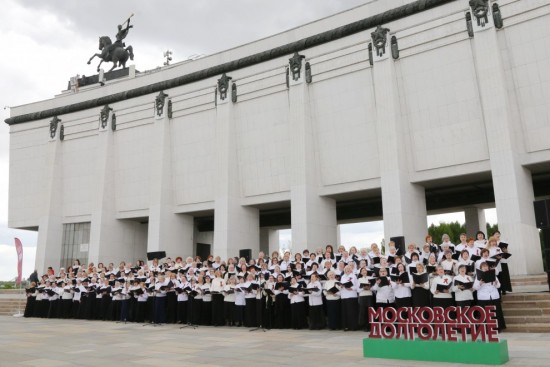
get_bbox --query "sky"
[0,0,497,281]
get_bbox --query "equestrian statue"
[87,14,135,72]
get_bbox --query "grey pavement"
[0,316,548,366]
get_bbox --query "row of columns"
[35,3,543,276]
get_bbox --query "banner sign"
[14,238,24,286]
[368,306,499,342]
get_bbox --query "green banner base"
[363,338,509,365]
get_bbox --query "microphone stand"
[249,286,268,332]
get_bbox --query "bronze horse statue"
[87,36,134,72]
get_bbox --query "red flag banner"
[15,238,23,286]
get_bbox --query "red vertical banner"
[14,238,23,286]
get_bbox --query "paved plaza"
[0,316,548,367]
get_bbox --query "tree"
[428,221,466,244]
[486,223,499,237]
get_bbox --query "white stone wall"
[7,0,550,274]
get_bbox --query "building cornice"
[5,0,455,125]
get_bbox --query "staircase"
[502,274,550,332]
[0,299,24,316]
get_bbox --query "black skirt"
[24,296,35,317]
[341,297,359,331]
[498,263,513,293]
[326,299,341,330]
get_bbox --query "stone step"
[502,300,550,308]
[511,275,548,284]
[501,293,550,301]
[505,323,550,333]
[503,308,550,316]
[505,315,550,324]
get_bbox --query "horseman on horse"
[87,14,135,72]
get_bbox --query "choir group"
[23,230,511,332]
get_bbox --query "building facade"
[6,0,550,276]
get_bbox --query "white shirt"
[307,281,323,306]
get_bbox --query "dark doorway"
[196,243,211,262]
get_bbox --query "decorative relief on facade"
[469,0,489,27]
[371,25,390,57]
[231,83,237,103]
[111,113,117,131]
[493,3,503,29]
[391,36,399,59]
[368,43,373,66]
[100,104,112,129]
[50,116,61,139]
[466,12,474,37]
[217,73,232,100]
[305,62,312,84]
[289,52,305,81]
[167,100,173,119]
[60,125,65,141]
[155,91,168,117]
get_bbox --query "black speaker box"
[146,251,167,261]
[239,249,252,262]
[390,236,406,255]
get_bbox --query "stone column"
[469,5,543,275]
[464,207,487,238]
[288,53,338,254]
[214,77,260,260]
[371,29,428,246]
[35,117,64,274]
[147,93,194,259]
[88,107,147,265]
[260,228,279,257]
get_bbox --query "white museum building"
[5,0,550,276]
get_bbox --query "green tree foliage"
[428,222,500,244]
[428,221,466,244]
[486,223,499,237]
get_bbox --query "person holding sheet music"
[425,235,438,255]
[201,275,213,325]
[474,262,506,331]
[153,274,169,324]
[404,243,420,264]
[243,273,259,327]
[455,233,468,253]
[211,270,226,326]
[357,268,375,332]
[392,263,412,308]
[440,250,458,276]
[474,231,487,249]
[372,268,395,310]
[494,231,512,294]
[222,275,237,326]
[176,276,190,324]
[476,249,498,274]
[339,265,359,331]
[430,265,453,309]
[457,249,475,277]
[323,270,341,330]
[440,234,455,253]
[273,273,290,329]
[411,263,431,308]
[452,264,474,307]
[466,237,480,260]
[306,273,324,330]
[288,277,306,329]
